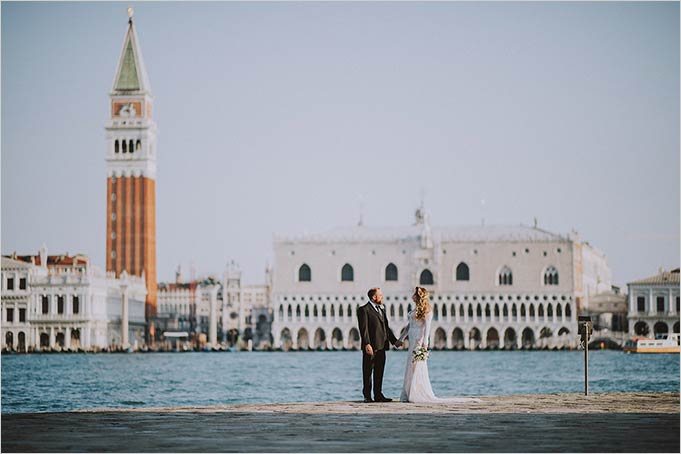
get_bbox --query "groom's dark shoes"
[363,397,374,403]
[375,395,392,402]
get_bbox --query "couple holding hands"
[357,286,481,404]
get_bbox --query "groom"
[357,287,402,403]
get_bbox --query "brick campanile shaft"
[105,10,158,339]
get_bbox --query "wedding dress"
[399,310,481,403]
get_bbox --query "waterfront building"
[1,246,146,351]
[627,268,680,337]
[1,257,35,352]
[155,277,197,348]
[105,9,158,328]
[270,208,613,350]
[156,261,272,349]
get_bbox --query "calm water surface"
[1,351,678,414]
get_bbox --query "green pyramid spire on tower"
[111,12,152,94]
[115,39,140,90]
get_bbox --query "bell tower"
[105,8,158,327]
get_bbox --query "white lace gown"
[399,310,482,403]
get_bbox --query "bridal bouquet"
[412,346,430,362]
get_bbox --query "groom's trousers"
[362,348,386,399]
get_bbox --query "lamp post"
[578,316,593,396]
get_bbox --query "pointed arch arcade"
[498,266,513,286]
[544,266,559,285]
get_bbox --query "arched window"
[399,305,404,317]
[503,304,508,318]
[456,262,470,281]
[287,305,292,318]
[115,140,120,153]
[538,304,545,317]
[278,305,284,319]
[385,263,398,281]
[122,140,127,153]
[341,264,354,282]
[467,305,473,317]
[339,305,344,317]
[420,269,434,285]
[442,304,447,317]
[547,304,553,317]
[330,305,335,317]
[520,304,526,318]
[556,303,562,318]
[129,140,134,154]
[390,305,395,317]
[347,304,352,317]
[304,305,310,318]
[298,264,311,282]
[494,304,500,318]
[433,304,439,320]
[296,305,301,318]
[460,304,465,318]
[485,304,491,318]
[530,304,535,317]
[544,266,559,285]
[512,304,517,318]
[565,304,571,318]
[498,266,513,286]
[136,139,142,151]
[313,305,318,317]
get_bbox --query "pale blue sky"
[2,1,679,286]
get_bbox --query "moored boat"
[624,333,680,353]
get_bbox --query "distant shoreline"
[2,344,622,355]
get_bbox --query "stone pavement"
[2,392,679,452]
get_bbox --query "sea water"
[1,350,678,413]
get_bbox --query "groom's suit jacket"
[357,302,398,351]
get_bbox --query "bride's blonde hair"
[413,286,431,320]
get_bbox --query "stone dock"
[2,392,679,452]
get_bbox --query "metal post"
[584,327,589,396]
[578,316,592,397]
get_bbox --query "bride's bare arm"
[423,312,433,348]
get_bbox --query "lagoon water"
[1,350,678,414]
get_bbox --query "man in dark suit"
[357,287,402,403]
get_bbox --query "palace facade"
[271,209,613,350]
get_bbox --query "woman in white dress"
[398,286,482,403]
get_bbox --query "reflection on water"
[1,350,678,413]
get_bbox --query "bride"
[398,286,481,403]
